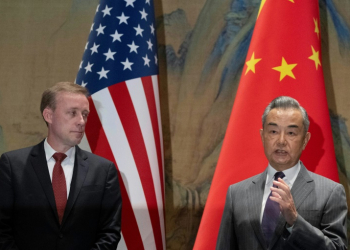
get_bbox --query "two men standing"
[0,82,347,250]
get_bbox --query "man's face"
[260,108,311,171]
[44,91,89,152]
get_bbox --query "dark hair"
[262,96,309,133]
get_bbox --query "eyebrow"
[267,122,299,128]
[267,122,277,126]
[68,107,90,114]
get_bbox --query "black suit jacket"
[0,141,122,250]
[216,164,347,250]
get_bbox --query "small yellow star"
[308,46,321,70]
[289,0,295,3]
[245,52,262,75]
[272,57,297,81]
[314,18,320,39]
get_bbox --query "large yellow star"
[245,52,261,75]
[308,46,321,70]
[314,18,320,39]
[272,57,297,81]
[258,0,294,19]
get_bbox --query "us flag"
[76,0,165,249]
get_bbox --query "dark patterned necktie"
[261,171,285,245]
[52,153,67,224]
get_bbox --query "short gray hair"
[262,96,309,133]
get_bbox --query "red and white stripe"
[79,75,165,250]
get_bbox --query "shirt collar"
[44,138,75,164]
[265,161,301,188]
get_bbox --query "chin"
[68,139,82,147]
[74,139,83,145]
[74,135,84,142]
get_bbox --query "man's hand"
[270,178,297,226]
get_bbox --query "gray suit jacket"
[216,163,347,250]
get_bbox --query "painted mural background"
[0,0,349,249]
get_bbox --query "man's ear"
[43,108,53,125]
[260,129,264,143]
[302,132,311,150]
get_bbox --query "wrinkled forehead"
[265,108,304,126]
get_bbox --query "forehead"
[265,108,304,126]
[55,91,89,108]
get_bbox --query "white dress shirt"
[260,161,301,223]
[44,139,75,198]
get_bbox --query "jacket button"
[59,234,63,239]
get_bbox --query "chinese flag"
[194,0,339,249]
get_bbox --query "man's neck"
[46,137,72,153]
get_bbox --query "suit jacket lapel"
[248,171,268,250]
[62,146,89,225]
[270,163,314,248]
[30,141,58,222]
[290,163,314,209]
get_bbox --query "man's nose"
[77,113,86,126]
[277,132,286,146]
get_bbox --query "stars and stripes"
[76,0,158,95]
[76,0,165,249]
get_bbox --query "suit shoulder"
[307,171,342,188]
[228,172,264,190]
[79,149,114,165]
[1,145,35,159]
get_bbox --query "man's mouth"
[275,149,287,154]
[72,131,84,135]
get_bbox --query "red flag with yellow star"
[194,0,338,249]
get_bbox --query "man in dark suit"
[0,82,122,250]
[216,96,347,250]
